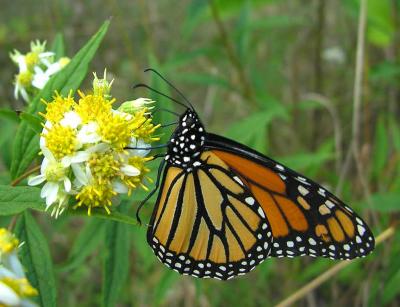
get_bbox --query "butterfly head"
[166,109,206,169]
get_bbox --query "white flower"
[127,137,151,157]
[77,122,101,144]
[118,97,155,114]
[120,164,140,176]
[31,62,62,90]
[28,147,71,209]
[322,46,345,64]
[0,280,20,306]
[14,74,30,102]
[112,180,129,194]
[60,111,82,129]
[10,51,28,73]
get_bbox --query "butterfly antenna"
[144,68,195,110]
[153,107,180,117]
[133,83,189,110]
[136,159,166,225]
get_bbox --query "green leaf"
[51,33,65,59]
[369,193,400,212]
[389,116,400,152]
[154,271,179,305]
[20,112,43,134]
[15,211,57,307]
[102,203,131,307]
[59,219,106,272]
[0,108,20,123]
[278,149,335,174]
[10,20,110,179]
[225,106,288,152]
[69,207,139,225]
[0,185,45,215]
[383,268,400,304]
[367,0,395,47]
[372,116,388,177]
[174,72,231,89]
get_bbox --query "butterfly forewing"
[147,151,273,280]
[205,134,375,260]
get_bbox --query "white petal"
[45,62,61,75]
[14,83,19,99]
[21,299,39,307]
[41,182,52,198]
[39,51,55,58]
[61,156,72,168]
[17,56,27,72]
[21,88,29,102]
[27,174,45,186]
[6,253,25,278]
[77,122,101,144]
[0,267,15,278]
[85,164,93,180]
[120,165,140,176]
[64,177,71,192]
[71,164,88,186]
[112,180,129,193]
[60,111,81,129]
[70,151,91,163]
[0,282,20,306]
[86,142,109,153]
[40,135,46,149]
[41,146,55,162]
[45,183,59,207]
[40,157,49,174]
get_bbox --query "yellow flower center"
[88,152,120,183]
[97,113,135,150]
[0,277,38,298]
[16,71,33,87]
[121,156,153,192]
[0,228,19,255]
[25,52,39,69]
[59,57,70,68]
[44,125,77,160]
[40,94,75,124]
[75,182,117,215]
[44,162,66,182]
[74,93,114,123]
[131,108,160,142]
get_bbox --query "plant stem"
[208,0,257,108]
[10,165,41,187]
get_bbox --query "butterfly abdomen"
[166,109,206,170]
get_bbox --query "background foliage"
[0,0,399,306]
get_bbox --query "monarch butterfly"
[133,69,375,281]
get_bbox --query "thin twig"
[274,226,396,307]
[208,0,257,108]
[350,0,379,227]
[337,0,378,227]
[302,93,343,173]
[10,165,41,187]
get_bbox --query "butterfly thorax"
[165,109,206,170]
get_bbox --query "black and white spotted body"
[165,109,206,170]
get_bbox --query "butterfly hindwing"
[147,151,273,280]
[205,133,375,260]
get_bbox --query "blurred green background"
[1,0,400,306]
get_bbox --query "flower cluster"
[10,40,70,102]
[28,72,159,217]
[0,228,38,306]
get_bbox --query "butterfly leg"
[135,158,166,225]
